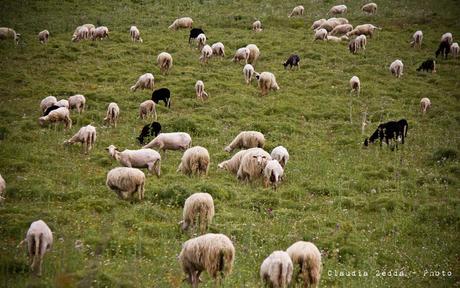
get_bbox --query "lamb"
[389,59,404,78]
[196,33,206,50]
[347,24,380,38]
[237,148,271,182]
[195,80,209,101]
[55,99,69,109]
[179,233,235,287]
[131,73,154,92]
[270,146,289,168]
[38,30,49,44]
[286,241,322,288]
[451,43,459,58]
[218,149,249,175]
[350,76,361,95]
[211,42,225,57]
[189,28,204,43]
[107,145,161,176]
[137,121,162,144]
[256,72,280,95]
[311,19,326,30]
[232,47,250,63]
[106,167,145,200]
[0,173,5,202]
[283,54,300,69]
[38,107,72,129]
[104,102,120,127]
[246,44,260,64]
[263,160,284,189]
[348,38,358,54]
[0,27,20,45]
[64,125,96,154]
[129,26,143,42]
[330,24,353,36]
[362,3,378,14]
[314,29,328,41]
[224,131,265,152]
[177,146,210,176]
[441,32,453,45]
[288,5,304,17]
[92,26,109,40]
[180,193,215,234]
[152,88,171,108]
[410,30,423,48]
[199,45,213,63]
[139,100,157,120]
[417,59,436,73]
[71,26,88,42]
[252,20,262,32]
[157,52,173,74]
[328,4,347,15]
[168,17,193,30]
[68,94,86,113]
[420,98,431,114]
[40,96,57,113]
[435,41,451,59]
[243,64,255,84]
[260,251,293,288]
[143,132,192,152]
[21,220,53,276]
[364,119,408,149]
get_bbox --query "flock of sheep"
[0,1,457,287]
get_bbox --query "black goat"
[151,88,171,108]
[435,41,450,59]
[417,59,436,73]
[137,121,162,144]
[189,28,204,44]
[283,54,300,69]
[43,105,60,116]
[364,119,408,150]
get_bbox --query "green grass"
[0,0,459,287]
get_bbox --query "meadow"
[0,0,459,287]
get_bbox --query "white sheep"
[350,76,361,96]
[252,20,262,32]
[107,145,161,176]
[390,59,404,78]
[314,28,328,41]
[362,3,378,15]
[180,192,215,234]
[441,32,453,44]
[263,160,284,189]
[104,102,120,127]
[143,132,192,152]
[55,99,69,109]
[326,35,348,42]
[237,148,271,182]
[38,30,49,44]
[328,4,347,15]
[130,26,142,42]
[288,5,304,17]
[168,17,193,30]
[246,44,260,64]
[451,42,459,58]
[347,24,380,38]
[106,167,146,200]
[179,233,235,287]
[40,96,57,113]
[330,24,353,36]
[257,71,280,95]
[195,80,209,101]
[72,26,89,42]
[22,220,53,276]
[196,33,206,50]
[92,26,109,40]
[0,173,5,202]
[157,52,173,74]
[243,64,255,84]
[218,149,248,175]
[311,19,326,30]
[211,42,225,57]
[199,44,213,63]
[286,241,322,288]
[224,131,265,152]
[68,94,86,113]
[131,73,154,92]
[270,146,289,168]
[82,24,96,38]
[410,30,423,48]
[177,146,210,176]
[232,47,250,63]
[356,34,367,50]
[0,27,20,45]
[64,125,97,154]
[420,97,431,114]
[260,251,293,288]
[139,100,157,120]
[38,107,72,129]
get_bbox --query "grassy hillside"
[0,0,459,287]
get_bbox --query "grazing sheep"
[441,32,453,45]
[64,125,96,154]
[211,42,225,57]
[180,193,215,234]
[168,17,193,30]
[38,30,49,44]
[152,88,171,108]
[350,76,361,96]
[328,4,347,15]
[243,64,255,84]
[130,26,142,42]
[195,80,209,101]
[286,241,322,288]
[38,107,72,129]
[55,99,69,109]
[252,20,262,32]
[131,73,154,92]
[362,3,378,14]
[347,24,380,38]
[71,26,88,42]
[451,42,459,58]
[199,44,213,63]
[356,34,367,50]
[283,54,300,69]
[224,131,265,152]
[107,145,161,176]
[68,94,86,113]
[137,121,162,144]
[311,19,326,30]
[179,233,235,287]
[417,59,436,73]
[390,59,404,78]
[177,146,210,176]
[104,102,120,127]
[92,26,109,40]
[420,98,431,114]
[237,148,271,182]
[143,132,192,152]
[364,119,408,149]
[260,251,293,288]
[106,167,146,200]
[270,146,289,168]
[436,40,451,59]
[40,96,57,113]
[256,71,279,95]
[139,100,157,120]
[314,29,328,41]
[263,160,284,189]
[196,33,206,50]
[189,28,204,43]
[22,220,53,276]
[0,27,20,45]
[330,24,353,36]
[82,24,96,38]
[232,47,250,63]
[218,149,249,174]
[410,30,423,48]
[0,174,5,202]
[157,52,173,74]
[246,44,260,64]
[326,35,346,42]
[348,38,358,54]
[288,5,304,17]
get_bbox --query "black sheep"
[283,54,300,69]
[364,119,408,150]
[43,105,60,116]
[151,88,171,108]
[435,41,450,59]
[137,121,162,145]
[189,28,204,44]
[416,59,436,73]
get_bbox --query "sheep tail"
[32,233,42,271]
